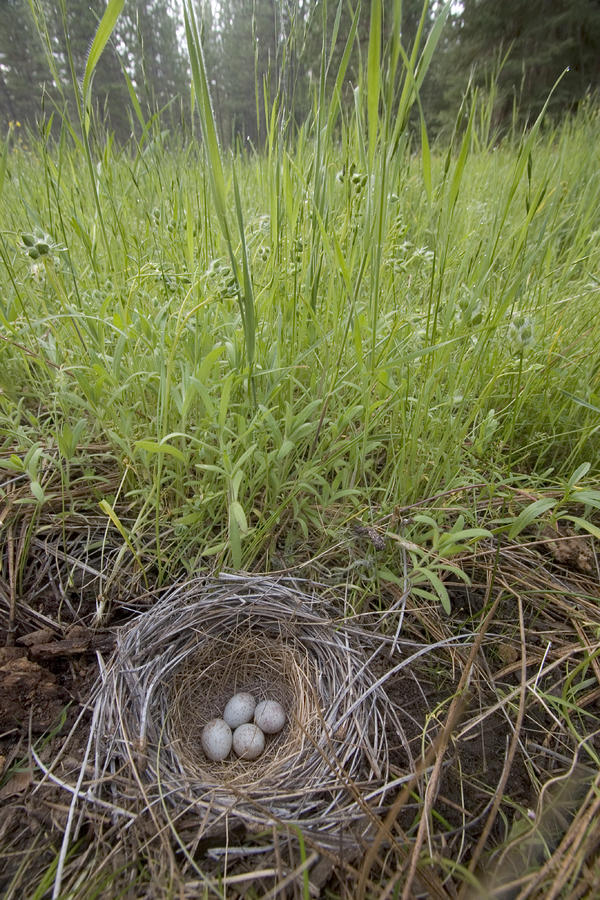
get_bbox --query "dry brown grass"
[1,506,600,898]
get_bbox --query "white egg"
[232,723,265,760]
[223,692,256,728]
[201,718,232,761]
[254,699,286,734]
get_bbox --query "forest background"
[2,0,600,146]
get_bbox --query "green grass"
[1,44,599,595]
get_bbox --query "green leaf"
[218,374,233,434]
[232,163,255,367]
[444,528,493,543]
[200,540,228,557]
[496,69,569,237]
[558,516,600,541]
[174,511,204,526]
[326,4,359,143]
[231,468,243,500]
[436,543,472,558]
[377,566,405,587]
[197,344,225,382]
[230,500,248,534]
[449,100,476,211]
[416,568,451,614]
[190,378,215,418]
[120,63,145,130]
[135,440,186,463]
[82,0,125,109]
[413,514,439,527]
[568,462,591,487]
[195,463,226,475]
[411,586,440,606]
[228,513,242,569]
[30,480,45,503]
[559,390,600,414]
[571,490,600,510]
[277,439,295,460]
[0,456,24,472]
[414,1,452,93]
[508,498,557,539]
[393,0,451,143]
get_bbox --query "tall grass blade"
[420,103,433,202]
[183,0,229,234]
[183,0,256,371]
[367,0,382,166]
[120,64,146,130]
[232,164,256,371]
[326,4,359,141]
[98,500,148,585]
[393,0,451,147]
[414,0,452,92]
[448,100,475,211]
[82,0,125,114]
[0,130,8,202]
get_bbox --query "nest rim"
[93,574,408,843]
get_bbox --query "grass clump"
[1,95,599,583]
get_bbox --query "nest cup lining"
[168,630,320,785]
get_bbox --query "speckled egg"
[254,699,286,734]
[223,692,256,729]
[201,718,232,761]
[232,723,265,760]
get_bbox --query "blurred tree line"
[1,0,599,144]
[0,0,188,138]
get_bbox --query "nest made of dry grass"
[93,573,409,848]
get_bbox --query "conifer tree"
[0,0,54,127]
[445,0,600,127]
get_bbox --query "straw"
[92,573,408,849]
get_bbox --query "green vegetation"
[1,1,599,595]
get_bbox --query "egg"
[201,718,232,761]
[223,692,256,728]
[254,699,286,734]
[232,723,265,760]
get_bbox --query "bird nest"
[93,574,407,848]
